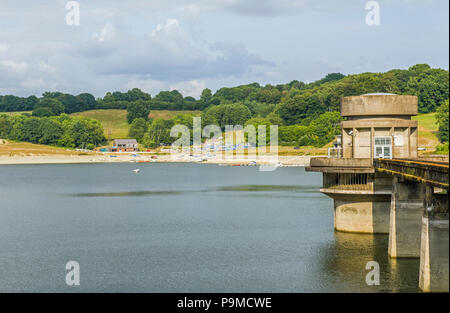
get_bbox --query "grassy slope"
[412,113,440,149]
[71,109,129,139]
[0,141,78,156]
[2,111,32,116]
[71,109,202,140]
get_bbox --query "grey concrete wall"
[388,178,425,258]
[419,212,449,292]
[341,94,418,117]
[334,197,390,234]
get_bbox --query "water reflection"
[65,184,318,198]
[320,232,420,292]
[216,185,318,192]
[69,190,186,197]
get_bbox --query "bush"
[435,142,449,155]
[32,106,54,117]
[436,100,449,143]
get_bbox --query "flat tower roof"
[341,94,418,117]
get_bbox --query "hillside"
[71,109,201,139]
[412,113,440,149]
[71,109,441,149]
[0,111,442,156]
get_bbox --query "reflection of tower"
[318,231,419,292]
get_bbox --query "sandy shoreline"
[0,153,312,166]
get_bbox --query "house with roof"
[110,139,138,152]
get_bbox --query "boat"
[132,169,140,173]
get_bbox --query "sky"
[0,0,448,98]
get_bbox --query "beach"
[0,153,312,166]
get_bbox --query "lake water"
[0,163,419,292]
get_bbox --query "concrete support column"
[388,177,425,258]
[419,190,449,293]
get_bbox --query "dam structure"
[307,93,449,292]
[307,93,419,234]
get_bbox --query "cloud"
[0,0,447,98]
[79,19,271,81]
[209,0,307,17]
[170,80,206,98]
[20,78,46,89]
[92,23,116,42]
[0,60,28,73]
[38,61,56,73]
[0,43,8,53]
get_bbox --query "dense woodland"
[0,64,448,149]
[0,114,106,149]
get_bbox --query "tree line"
[0,114,106,150]
[2,64,447,120]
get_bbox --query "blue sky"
[0,0,448,98]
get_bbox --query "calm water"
[0,163,419,292]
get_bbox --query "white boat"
[132,169,140,173]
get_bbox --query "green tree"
[21,117,43,143]
[203,103,251,130]
[142,118,175,148]
[32,106,54,117]
[38,118,63,145]
[129,118,149,142]
[308,112,342,146]
[244,117,272,145]
[126,100,151,124]
[278,125,309,146]
[436,100,449,143]
[199,88,212,109]
[37,98,65,116]
[0,114,10,138]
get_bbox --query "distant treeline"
[2,64,448,120]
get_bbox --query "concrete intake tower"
[307,93,419,234]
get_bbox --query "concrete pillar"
[419,190,449,293]
[388,177,425,258]
[333,196,390,234]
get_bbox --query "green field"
[412,113,440,148]
[71,109,129,139]
[71,109,201,139]
[2,111,32,116]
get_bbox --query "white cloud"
[92,23,116,42]
[0,60,28,73]
[0,0,447,98]
[20,78,46,89]
[80,19,270,81]
[38,61,56,73]
[170,80,206,98]
[123,78,167,95]
[151,19,181,36]
[0,43,8,53]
